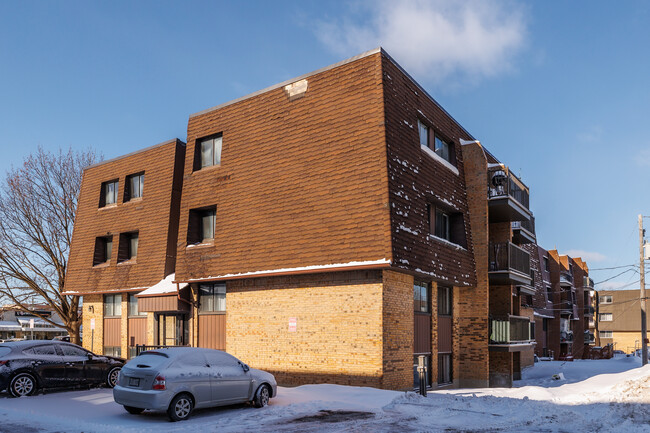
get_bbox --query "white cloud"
[564,249,607,263]
[314,0,527,85]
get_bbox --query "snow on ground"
[0,356,649,432]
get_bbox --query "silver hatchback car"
[113,347,277,421]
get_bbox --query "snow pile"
[137,273,187,296]
[0,357,648,432]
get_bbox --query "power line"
[595,268,637,285]
[590,264,637,271]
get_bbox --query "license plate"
[128,377,140,387]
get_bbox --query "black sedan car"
[0,340,124,397]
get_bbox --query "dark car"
[0,340,124,397]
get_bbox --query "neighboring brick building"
[65,48,577,390]
[597,289,650,353]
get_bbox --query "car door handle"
[66,363,74,366]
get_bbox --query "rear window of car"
[127,353,169,369]
[0,347,11,357]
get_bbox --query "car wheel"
[167,393,193,422]
[253,384,270,408]
[124,406,144,415]
[10,373,37,397]
[106,367,121,388]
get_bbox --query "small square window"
[600,330,613,338]
[104,294,122,317]
[599,295,613,304]
[599,313,612,322]
[118,232,138,262]
[199,283,226,313]
[99,179,119,207]
[188,206,216,244]
[434,135,451,163]
[195,135,223,170]
[435,208,450,240]
[125,173,144,201]
[427,204,466,247]
[93,236,113,265]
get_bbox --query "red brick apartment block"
[65,48,564,390]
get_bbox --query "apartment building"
[65,48,547,390]
[597,289,650,353]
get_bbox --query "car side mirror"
[242,363,250,372]
[87,353,94,360]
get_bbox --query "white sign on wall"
[288,317,297,332]
[29,319,34,329]
[90,318,96,331]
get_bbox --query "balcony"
[511,216,536,244]
[560,300,574,316]
[584,306,595,317]
[487,165,532,223]
[583,277,594,289]
[560,330,574,343]
[489,242,532,285]
[489,315,535,351]
[559,271,573,287]
[584,331,595,344]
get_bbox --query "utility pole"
[639,214,647,366]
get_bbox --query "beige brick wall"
[382,270,414,390]
[82,294,104,354]
[602,331,645,354]
[224,271,384,388]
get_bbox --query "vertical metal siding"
[128,317,147,346]
[103,318,121,346]
[198,314,226,350]
[438,316,453,353]
[414,313,432,354]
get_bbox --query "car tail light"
[152,375,166,390]
[0,360,7,366]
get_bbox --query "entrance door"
[438,285,453,385]
[413,280,432,389]
[157,314,188,346]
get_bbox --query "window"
[418,120,429,148]
[599,313,613,322]
[104,346,121,357]
[600,295,613,304]
[438,285,452,316]
[118,232,139,262]
[545,285,553,301]
[188,206,216,244]
[199,283,226,313]
[196,134,223,169]
[434,135,451,163]
[125,173,144,201]
[600,331,613,338]
[427,204,466,247]
[30,345,57,356]
[128,293,146,317]
[99,179,119,207]
[60,345,88,357]
[438,353,452,384]
[434,208,450,240]
[104,294,122,317]
[93,236,113,265]
[543,257,550,272]
[413,281,430,313]
[413,355,432,389]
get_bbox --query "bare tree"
[0,147,99,344]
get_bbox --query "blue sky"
[1,1,648,289]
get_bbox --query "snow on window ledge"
[420,145,459,176]
[428,234,466,251]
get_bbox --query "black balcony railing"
[489,242,531,276]
[489,315,534,344]
[584,306,595,315]
[560,271,573,285]
[488,165,530,210]
[584,331,595,344]
[512,215,536,234]
[583,277,594,288]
